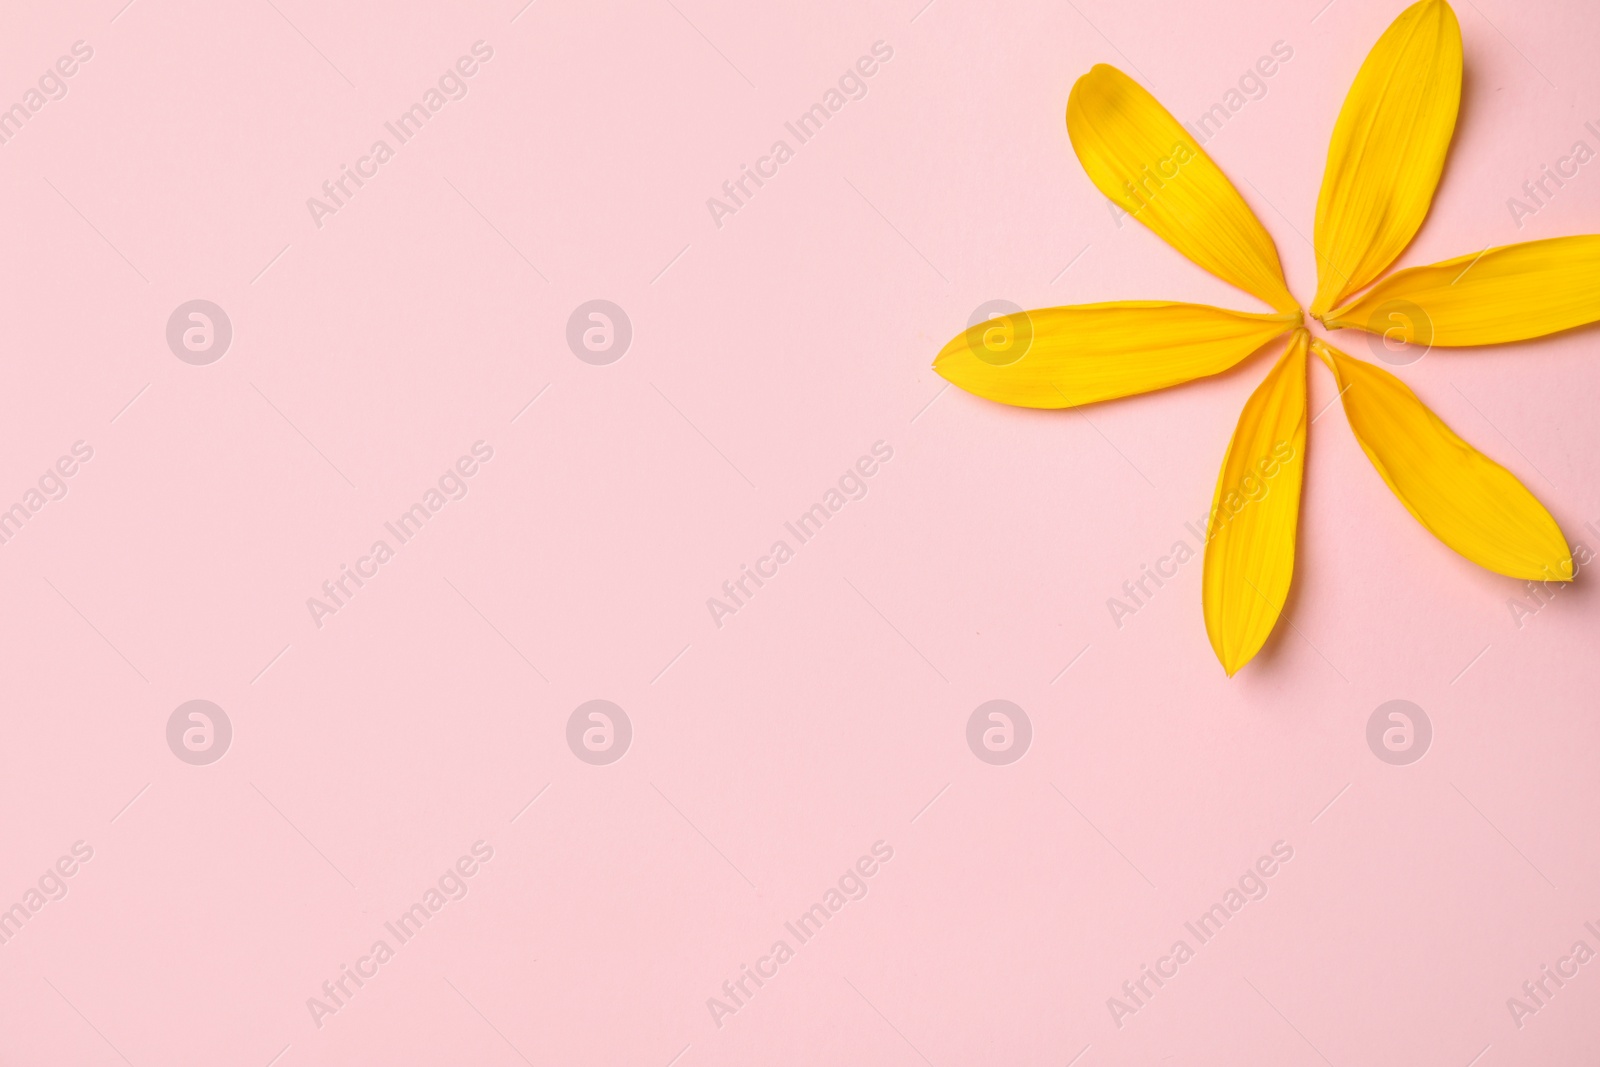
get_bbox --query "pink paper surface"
[3,0,1599,1063]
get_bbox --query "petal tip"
[931,333,963,377]
[1067,64,1125,114]
[1213,637,1264,678]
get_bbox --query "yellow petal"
[1067,65,1298,313]
[1310,0,1462,317]
[1203,330,1308,675]
[1323,235,1600,345]
[1311,339,1571,580]
[933,302,1300,409]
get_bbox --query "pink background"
[3,0,1599,1063]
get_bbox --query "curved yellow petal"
[1311,339,1571,581]
[1067,65,1298,313]
[1323,235,1600,345]
[933,302,1300,409]
[1203,330,1308,676]
[1310,0,1462,317]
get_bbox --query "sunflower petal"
[1067,65,1298,313]
[1311,339,1571,580]
[1310,0,1462,316]
[1323,235,1600,345]
[933,302,1300,409]
[1203,330,1308,675]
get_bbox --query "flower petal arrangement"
[934,0,1598,675]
